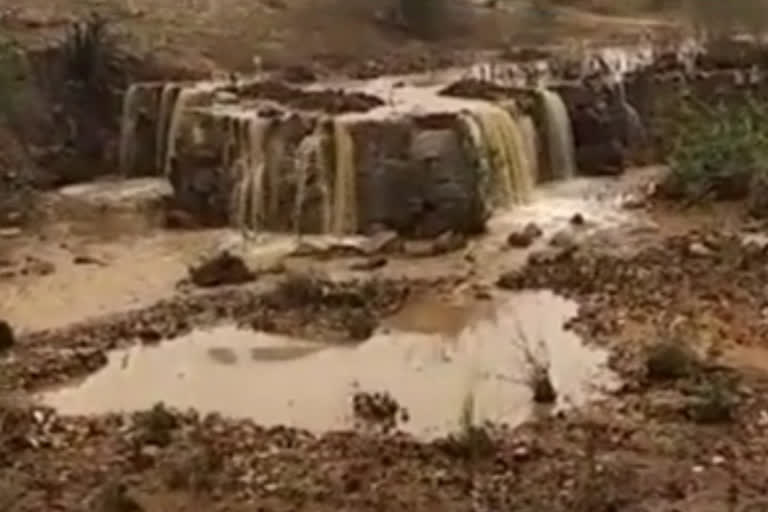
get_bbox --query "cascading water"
[230,116,268,231]
[463,105,535,207]
[519,115,540,184]
[537,89,577,180]
[155,83,182,173]
[118,84,142,176]
[331,120,358,235]
[163,82,221,177]
[459,111,494,205]
[292,123,331,234]
[614,82,647,151]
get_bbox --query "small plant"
[686,374,739,424]
[134,402,178,447]
[645,340,700,381]
[445,384,495,460]
[511,317,557,404]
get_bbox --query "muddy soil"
[2,169,768,511]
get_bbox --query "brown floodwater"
[39,290,619,439]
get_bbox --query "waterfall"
[538,89,577,180]
[331,120,358,235]
[264,123,287,224]
[163,82,220,177]
[467,105,535,207]
[519,115,540,184]
[292,123,330,234]
[459,111,494,203]
[155,83,181,173]
[230,116,268,231]
[118,84,142,176]
[621,100,647,151]
[247,119,267,229]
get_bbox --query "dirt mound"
[188,251,254,288]
[238,80,384,114]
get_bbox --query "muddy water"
[40,290,618,439]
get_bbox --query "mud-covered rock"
[0,321,14,351]
[188,251,255,288]
[507,222,542,248]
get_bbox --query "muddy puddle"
[40,290,618,439]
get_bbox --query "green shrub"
[663,97,768,201]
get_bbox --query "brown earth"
[2,175,768,511]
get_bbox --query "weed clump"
[443,387,495,460]
[645,341,699,381]
[134,403,178,447]
[685,375,739,424]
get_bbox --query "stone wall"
[351,117,486,238]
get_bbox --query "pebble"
[687,242,713,258]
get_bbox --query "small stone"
[507,222,542,248]
[434,231,467,254]
[140,445,160,459]
[73,254,106,266]
[512,446,530,460]
[692,465,705,474]
[570,213,585,226]
[687,242,713,258]
[621,194,646,209]
[549,230,578,251]
[711,455,726,466]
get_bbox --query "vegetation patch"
[661,97,768,205]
